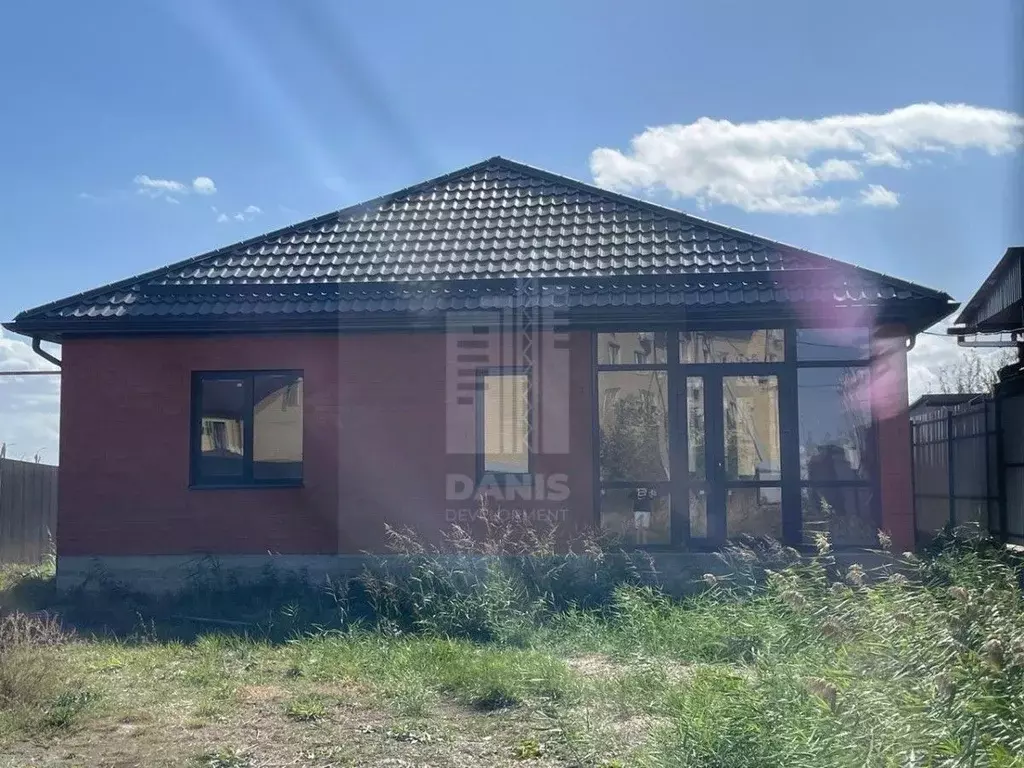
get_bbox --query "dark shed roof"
[909,393,987,414]
[954,246,1024,333]
[6,157,957,341]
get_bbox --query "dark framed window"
[596,331,672,546]
[478,371,531,477]
[794,329,877,546]
[191,370,304,488]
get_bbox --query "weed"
[514,737,545,759]
[43,690,97,729]
[193,747,252,767]
[283,696,327,722]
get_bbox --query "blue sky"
[0,0,1021,460]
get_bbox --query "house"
[4,157,957,589]
[938,246,1024,544]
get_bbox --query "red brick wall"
[871,326,915,552]
[57,331,596,556]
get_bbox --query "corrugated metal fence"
[0,458,58,564]
[912,386,1024,545]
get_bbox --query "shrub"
[360,513,656,643]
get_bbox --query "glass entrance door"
[679,372,783,544]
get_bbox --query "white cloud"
[859,184,900,208]
[0,330,60,464]
[218,204,263,223]
[134,174,188,197]
[816,158,862,182]
[590,102,1023,214]
[192,176,217,195]
[133,173,217,203]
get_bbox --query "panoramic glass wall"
[595,328,877,548]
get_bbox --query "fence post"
[995,385,1009,543]
[910,416,918,546]
[947,410,956,529]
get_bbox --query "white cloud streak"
[590,102,1023,214]
[133,174,187,196]
[859,184,900,208]
[133,174,218,202]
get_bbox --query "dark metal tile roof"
[8,156,956,337]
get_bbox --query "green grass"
[0,531,1022,766]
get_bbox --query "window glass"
[796,328,870,361]
[681,330,784,363]
[798,367,873,481]
[686,378,706,481]
[802,486,877,546]
[597,332,668,365]
[727,487,783,539]
[689,488,707,538]
[599,487,670,546]
[482,373,530,474]
[598,371,669,482]
[253,374,304,480]
[722,376,781,481]
[193,371,304,486]
[198,378,246,478]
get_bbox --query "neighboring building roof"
[953,246,1023,333]
[909,393,987,414]
[6,157,957,341]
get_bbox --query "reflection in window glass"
[199,378,246,478]
[482,373,530,474]
[689,488,707,538]
[253,374,304,480]
[723,376,780,481]
[598,371,669,482]
[681,330,784,363]
[802,486,877,546]
[798,368,873,481]
[599,487,670,546]
[796,328,870,361]
[687,378,705,481]
[727,487,782,538]
[597,332,668,365]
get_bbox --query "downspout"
[31,337,61,368]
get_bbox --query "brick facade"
[57,331,596,556]
[56,327,915,559]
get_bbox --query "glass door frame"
[670,360,798,548]
[593,327,802,549]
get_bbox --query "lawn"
[0,531,1022,767]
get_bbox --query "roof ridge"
[487,156,951,298]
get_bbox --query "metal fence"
[0,457,58,564]
[912,386,1024,545]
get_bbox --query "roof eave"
[5,296,956,344]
